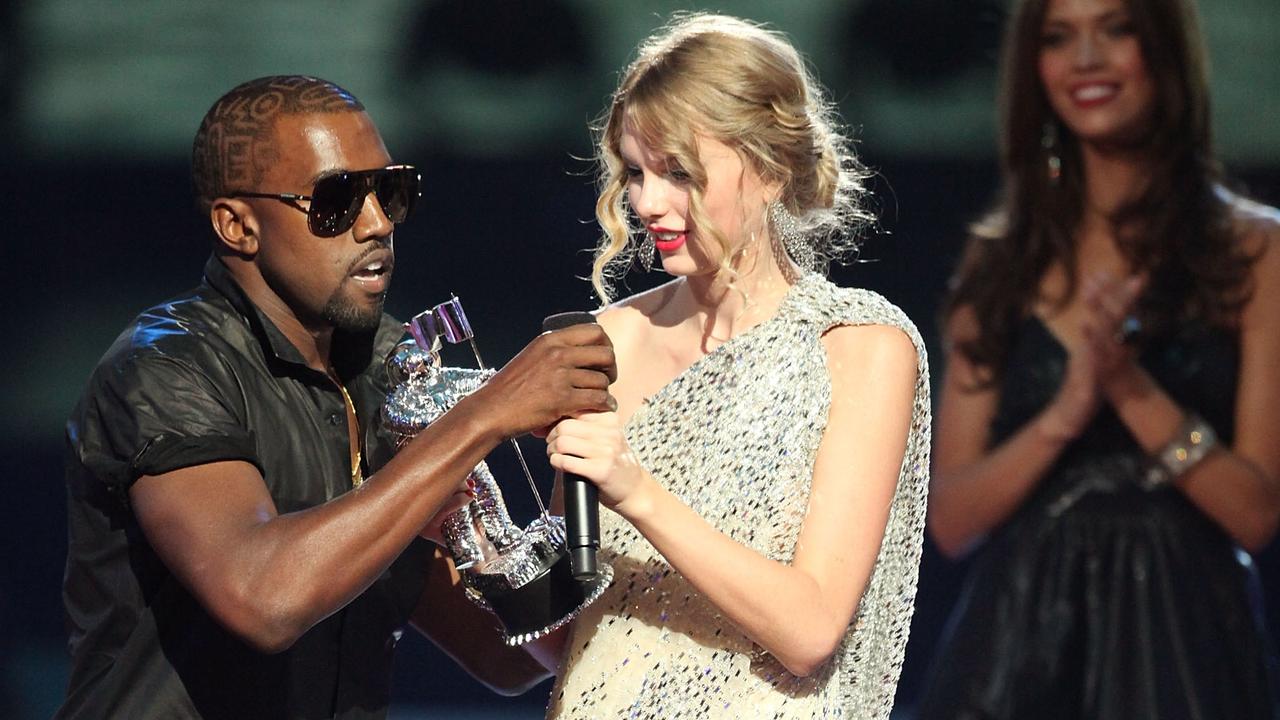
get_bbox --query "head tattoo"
[191,75,364,213]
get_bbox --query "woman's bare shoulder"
[594,279,681,343]
[1224,190,1280,249]
[1224,191,1280,325]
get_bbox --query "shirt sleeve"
[69,349,261,496]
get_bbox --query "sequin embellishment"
[547,275,931,719]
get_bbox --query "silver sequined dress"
[547,274,931,719]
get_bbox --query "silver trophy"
[382,297,613,645]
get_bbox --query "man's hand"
[420,474,476,545]
[470,324,617,439]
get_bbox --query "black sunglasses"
[228,165,420,237]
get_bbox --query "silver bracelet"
[1142,413,1218,489]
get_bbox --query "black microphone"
[542,311,602,581]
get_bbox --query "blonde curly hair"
[590,13,872,303]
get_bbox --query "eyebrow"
[1044,8,1129,27]
[304,163,393,186]
[305,168,343,186]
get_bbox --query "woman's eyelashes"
[1041,28,1069,49]
[1105,19,1136,38]
[622,160,691,184]
[1040,15,1135,49]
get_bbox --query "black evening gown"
[917,316,1279,720]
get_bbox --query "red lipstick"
[649,225,687,253]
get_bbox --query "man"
[58,76,615,719]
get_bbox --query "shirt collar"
[202,255,378,382]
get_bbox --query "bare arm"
[547,324,917,676]
[1102,227,1280,551]
[410,547,552,695]
[926,306,1094,558]
[130,325,617,653]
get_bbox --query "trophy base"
[485,548,614,646]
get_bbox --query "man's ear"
[210,198,260,256]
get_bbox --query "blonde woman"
[536,14,930,719]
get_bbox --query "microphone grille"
[542,311,596,332]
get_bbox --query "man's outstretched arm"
[130,325,615,653]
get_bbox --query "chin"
[659,246,726,277]
[323,295,385,333]
[1077,125,1151,150]
[1060,107,1154,149]
[658,257,704,277]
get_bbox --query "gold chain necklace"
[337,383,364,488]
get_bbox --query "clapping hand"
[1080,272,1145,381]
[1040,272,1145,441]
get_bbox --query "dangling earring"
[740,228,757,262]
[1042,121,1062,186]
[636,228,655,272]
[768,201,812,274]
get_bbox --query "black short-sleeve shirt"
[58,256,432,719]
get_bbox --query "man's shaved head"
[191,75,364,213]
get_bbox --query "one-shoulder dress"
[547,274,932,719]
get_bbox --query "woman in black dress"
[919,0,1280,717]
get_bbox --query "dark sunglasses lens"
[309,172,361,236]
[376,169,419,223]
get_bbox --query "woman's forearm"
[616,479,870,677]
[1106,363,1280,550]
[928,408,1075,557]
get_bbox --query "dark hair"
[945,0,1255,380]
[191,76,364,214]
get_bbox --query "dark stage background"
[2,1,1277,718]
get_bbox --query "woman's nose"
[630,176,668,221]
[1073,32,1103,69]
